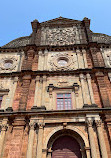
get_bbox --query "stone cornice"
[0,67,111,77]
[0,107,111,118]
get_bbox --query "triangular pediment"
[40,16,81,25]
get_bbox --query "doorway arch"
[52,135,82,158]
[47,129,87,158]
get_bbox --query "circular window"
[4,60,13,69]
[58,59,68,67]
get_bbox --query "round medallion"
[58,59,68,67]
[4,60,13,69]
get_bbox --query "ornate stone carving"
[38,122,45,129]
[92,33,111,44]
[57,79,68,87]
[86,120,93,127]
[0,55,19,72]
[95,120,102,127]
[48,52,77,71]
[1,124,8,131]
[29,122,36,130]
[41,26,80,46]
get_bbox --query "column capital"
[43,75,47,81]
[76,48,81,53]
[82,48,86,53]
[86,73,91,80]
[95,120,102,127]
[86,119,93,127]
[13,77,19,83]
[29,122,36,130]
[38,122,45,129]
[35,76,40,82]
[38,50,43,56]
[1,124,8,131]
[80,74,85,80]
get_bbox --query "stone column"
[47,148,52,158]
[80,74,87,105]
[38,51,44,70]
[95,120,108,158]
[76,48,84,69]
[73,48,78,69]
[82,48,88,68]
[0,118,8,157]
[27,121,35,158]
[41,76,47,106]
[36,123,45,158]
[85,147,91,158]
[8,77,18,110]
[39,77,43,107]
[42,149,48,158]
[44,49,48,70]
[86,74,95,104]
[33,76,40,108]
[87,119,98,158]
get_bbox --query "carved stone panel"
[0,53,22,73]
[101,48,111,67]
[40,26,83,46]
[48,51,77,71]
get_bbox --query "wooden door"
[52,135,82,158]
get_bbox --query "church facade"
[0,17,111,158]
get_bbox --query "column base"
[0,109,4,112]
[83,104,98,108]
[6,107,13,112]
[31,105,46,111]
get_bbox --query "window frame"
[56,93,72,110]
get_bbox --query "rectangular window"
[56,93,72,110]
[0,96,3,109]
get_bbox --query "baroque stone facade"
[0,17,111,158]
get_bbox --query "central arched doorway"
[52,135,82,158]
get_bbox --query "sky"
[0,0,111,46]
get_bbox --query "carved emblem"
[48,52,76,71]
[41,26,80,46]
[0,56,19,72]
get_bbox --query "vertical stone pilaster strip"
[9,77,18,109]
[44,49,48,70]
[82,48,88,68]
[27,121,35,158]
[41,76,47,106]
[38,51,44,70]
[86,74,95,104]
[76,48,84,69]
[95,120,108,158]
[80,74,87,105]
[73,48,78,69]
[36,123,45,158]
[85,147,91,158]
[33,76,40,107]
[0,118,8,157]
[87,119,98,158]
